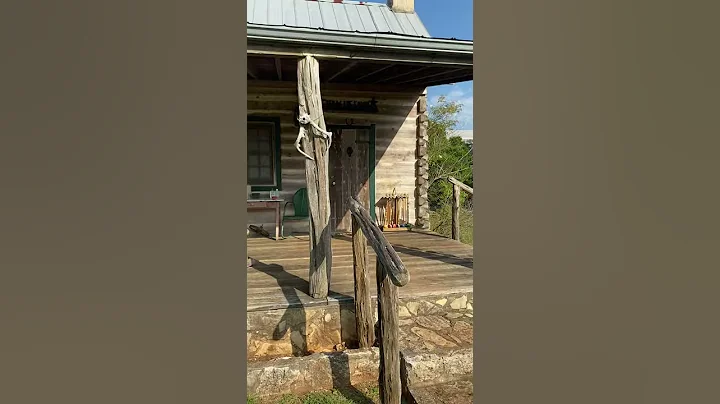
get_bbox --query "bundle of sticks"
[376,189,410,230]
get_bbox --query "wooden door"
[328,126,371,234]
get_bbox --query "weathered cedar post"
[352,142,374,348]
[452,183,461,241]
[448,177,472,242]
[348,197,408,404]
[297,56,333,299]
[376,259,401,404]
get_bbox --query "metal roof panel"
[318,1,339,31]
[343,4,367,32]
[281,0,297,26]
[247,0,256,24]
[334,4,353,32]
[356,5,377,33]
[252,0,268,25]
[404,12,430,37]
[267,0,284,25]
[379,6,404,35]
[367,5,391,33]
[295,0,312,27]
[307,1,323,28]
[247,0,436,39]
[395,12,417,36]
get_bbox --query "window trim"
[248,116,282,191]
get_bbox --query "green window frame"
[247,116,282,191]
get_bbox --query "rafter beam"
[396,67,466,84]
[327,61,358,83]
[403,71,473,87]
[354,64,395,82]
[274,57,283,81]
[372,66,433,84]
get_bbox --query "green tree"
[427,96,473,210]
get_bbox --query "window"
[247,118,281,190]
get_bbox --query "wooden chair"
[281,187,309,238]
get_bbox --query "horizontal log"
[448,177,473,195]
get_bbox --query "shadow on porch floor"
[246,230,473,312]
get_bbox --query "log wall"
[247,81,422,235]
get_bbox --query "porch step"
[400,347,474,387]
[247,348,380,398]
[247,346,473,400]
[404,378,474,404]
[400,347,474,404]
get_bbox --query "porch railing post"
[348,196,408,404]
[452,183,461,241]
[448,177,472,242]
[352,141,374,348]
[376,258,401,404]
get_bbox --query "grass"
[248,384,384,404]
[429,203,473,245]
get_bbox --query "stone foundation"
[247,302,358,360]
[247,292,473,361]
[397,293,474,352]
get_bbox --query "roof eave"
[247,25,473,66]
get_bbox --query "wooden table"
[247,199,284,240]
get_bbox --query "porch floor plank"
[247,230,473,311]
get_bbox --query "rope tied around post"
[294,113,332,161]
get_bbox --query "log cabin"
[246,3,475,373]
[246,0,473,237]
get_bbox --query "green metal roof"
[247,0,473,55]
[247,0,432,38]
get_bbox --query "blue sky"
[370,0,474,130]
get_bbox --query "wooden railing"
[448,177,474,241]
[348,196,409,404]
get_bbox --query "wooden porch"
[247,230,473,312]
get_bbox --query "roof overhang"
[247,25,473,87]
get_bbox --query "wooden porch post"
[377,259,401,404]
[352,139,374,348]
[452,183,461,241]
[297,56,333,299]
